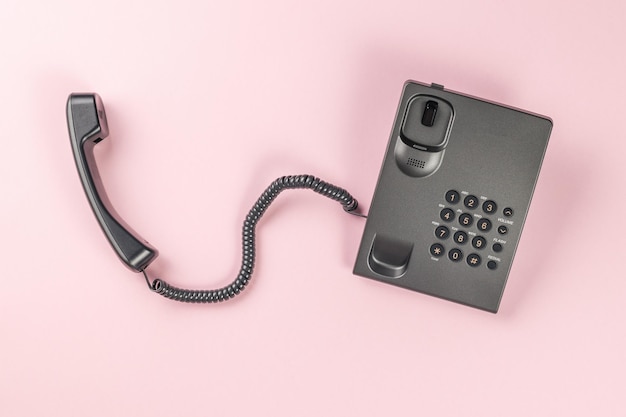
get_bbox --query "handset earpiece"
[67,93,158,272]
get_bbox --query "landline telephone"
[67,81,551,312]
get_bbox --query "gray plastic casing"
[353,81,552,313]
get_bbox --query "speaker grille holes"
[407,158,425,168]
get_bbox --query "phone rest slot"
[368,235,413,278]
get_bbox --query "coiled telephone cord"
[142,175,363,303]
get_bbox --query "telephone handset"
[67,93,361,302]
[67,94,158,272]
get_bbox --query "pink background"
[1,0,625,415]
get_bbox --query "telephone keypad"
[432,190,514,271]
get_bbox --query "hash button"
[467,253,481,267]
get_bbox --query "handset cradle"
[67,93,158,272]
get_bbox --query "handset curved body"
[67,93,158,272]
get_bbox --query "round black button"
[430,243,445,257]
[445,190,460,204]
[492,243,503,253]
[440,208,455,222]
[448,248,463,262]
[459,213,473,227]
[482,200,497,214]
[497,225,508,235]
[435,225,450,240]
[503,207,514,217]
[487,260,498,270]
[464,195,479,209]
[472,235,487,250]
[453,231,468,245]
[477,218,492,232]
[467,253,481,267]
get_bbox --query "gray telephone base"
[353,81,552,313]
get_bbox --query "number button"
[445,190,460,204]
[472,236,487,250]
[482,200,497,214]
[464,195,479,209]
[459,213,473,227]
[430,243,445,257]
[467,253,482,267]
[448,248,463,262]
[453,231,468,245]
[440,208,455,222]
[477,218,492,232]
[435,226,450,240]
[497,225,508,235]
